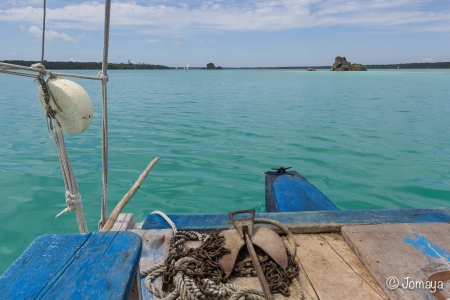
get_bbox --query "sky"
[0,0,449,67]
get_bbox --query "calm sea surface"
[1,69,449,273]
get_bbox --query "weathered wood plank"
[319,233,388,298]
[294,233,388,300]
[295,256,320,300]
[111,213,136,231]
[129,229,173,300]
[265,171,338,212]
[0,232,142,300]
[141,208,450,233]
[342,223,450,300]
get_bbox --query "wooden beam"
[141,208,450,233]
[111,213,135,231]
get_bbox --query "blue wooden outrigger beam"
[265,169,338,212]
[142,208,450,233]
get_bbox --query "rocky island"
[330,56,367,71]
[306,68,316,71]
[205,62,222,70]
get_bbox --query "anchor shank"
[243,226,273,300]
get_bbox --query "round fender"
[38,78,94,134]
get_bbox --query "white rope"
[52,120,88,232]
[0,62,104,81]
[48,71,103,81]
[151,211,178,234]
[0,62,102,80]
[99,0,111,230]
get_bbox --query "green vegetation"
[1,60,170,70]
[351,63,367,71]
[366,62,450,69]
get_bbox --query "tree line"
[1,60,170,70]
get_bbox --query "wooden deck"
[115,213,450,300]
[116,214,386,299]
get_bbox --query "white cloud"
[19,25,25,31]
[77,34,85,39]
[0,0,449,36]
[423,57,433,62]
[148,39,164,43]
[27,25,41,38]
[172,41,183,46]
[27,25,78,42]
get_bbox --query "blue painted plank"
[342,223,450,300]
[265,171,338,212]
[141,208,450,233]
[0,231,142,300]
[404,233,450,261]
[132,229,173,300]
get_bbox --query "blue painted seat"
[0,231,142,300]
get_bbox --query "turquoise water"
[1,69,449,273]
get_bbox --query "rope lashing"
[55,192,82,217]
[52,121,88,233]
[36,75,58,131]
[97,71,109,82]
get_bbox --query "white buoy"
[38,78,94,134]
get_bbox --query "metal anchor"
[218,210,289,300]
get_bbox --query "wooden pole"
[100,157,159,232]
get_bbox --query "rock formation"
[330,56,367,71]
[204,63,222,70]
[206,63,216,69]
[306,68,316,71]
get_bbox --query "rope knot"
[97,71,109,82]
[31,63,46,71]
[55,192,82,218]
[65,191,82,211]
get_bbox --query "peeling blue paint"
[404,233,450,261]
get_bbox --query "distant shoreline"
[2,60,450,70]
